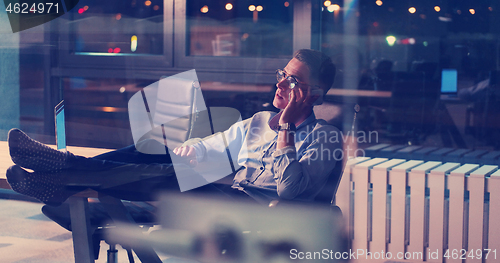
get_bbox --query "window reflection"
[321,0,500,149]
[69,0,164,55]
[186,1,293,57]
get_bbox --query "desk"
[327,88,392,98]
[324,89,392,110]
[0,141,113,263]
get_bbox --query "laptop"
[54,100,67,151]
[441,69,458,97]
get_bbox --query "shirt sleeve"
[271,126,342,199]
[190,116,251,164]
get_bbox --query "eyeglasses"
[276,69,318,90]
[276,69,300,89]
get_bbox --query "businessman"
[7,49,342,205]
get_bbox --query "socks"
[8,128,75,172]
[6,165,76,206]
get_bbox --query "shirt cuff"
[190,142,206,163]
[272,146,296,158]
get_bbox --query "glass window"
[321,0,500,150]
[185,0,293,58]
[68,0,164,56]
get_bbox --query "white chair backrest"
[128,70,207,154]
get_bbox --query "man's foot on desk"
[6,165,77,206]
[8,128,75,172]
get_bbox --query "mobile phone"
[310,87,324,105]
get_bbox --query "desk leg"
[68,196,95,263]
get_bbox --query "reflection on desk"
[327,88,392,98]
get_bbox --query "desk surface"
[0,141,113,189]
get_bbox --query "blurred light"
[102,107,118,112]
[469,9,475,15]
[408,38,416,45]
[438,16,452,22]
[324,0,331,7]
[327,4,339,12]
[225,3,233,10]
[420,14,426,19]
[115,13,121,20]
[201,5,209,13]
[408,7,416,14]
[489,7,493,11]
[386,36,396,46]
[108,48,113,53]
[249,5,255,11]
[153,5,159,10]
[241,33,249,40]
[256,5,263,11]
[113,47,121,53]
[131,35,137,52]
[144,0,151,6]
[119,87,126,93]
[83,5,89,11]
[423,41,428,47]
[434,6,440,12]
[284,2,289,7]
[457,10,462,14]
[376,0,383,6]
[78,8,84,14]
[373,22,379,27]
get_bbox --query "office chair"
[371,71,434,145]
[43,71,219,263]
[42,70,251,262]
[464,71,500,149]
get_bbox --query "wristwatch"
[277,123,296,132]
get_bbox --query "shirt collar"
[268,111,317,131]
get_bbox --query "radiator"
[335,157,500,263]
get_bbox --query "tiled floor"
[0,199,187,263]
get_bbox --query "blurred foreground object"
[108,193,347,262]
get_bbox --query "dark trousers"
[78,141,251,202]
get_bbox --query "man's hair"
[293,49,336,92]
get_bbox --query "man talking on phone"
[7,49,342,205]
[174,48,341,203]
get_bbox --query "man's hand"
[172,146,198,167]
[279,86,318,125]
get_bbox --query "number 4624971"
[6,3,59,14]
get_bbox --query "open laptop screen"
[441,69,458,94]
[54,100,66,151]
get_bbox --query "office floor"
[0,199,192,263]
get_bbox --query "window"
[58,0,173,68]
